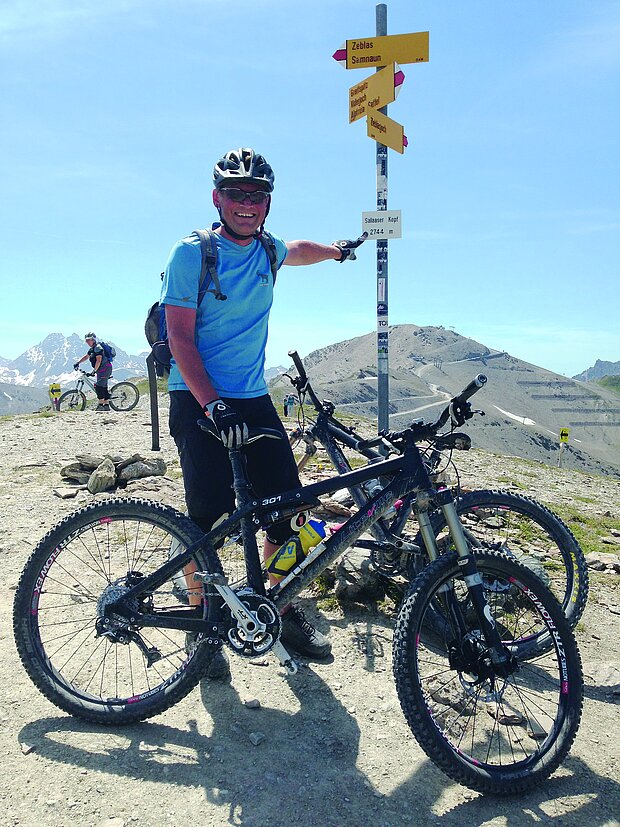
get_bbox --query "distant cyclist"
[162,147,365,675]
[74,333,113,412]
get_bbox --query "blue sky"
[1,0,618,377]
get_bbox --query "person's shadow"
[17,608,620,827]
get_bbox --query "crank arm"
[194,572,267,642]
[272,641,299,675]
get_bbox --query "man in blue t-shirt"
[162,147,364,673]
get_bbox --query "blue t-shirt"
[161,231,288,398]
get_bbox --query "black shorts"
[169,391,301,543]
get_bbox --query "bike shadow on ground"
[17,707,619,827]
[17,662,619,827]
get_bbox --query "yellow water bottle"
[265,536,305,581]
[264,518,327,582]
[298,518,327,553]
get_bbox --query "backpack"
[145,226,278,378]
[100,341,116,361]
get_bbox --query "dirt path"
[1,400,619,827]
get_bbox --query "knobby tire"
[58,390,87,412]
[393,548,583,794]
[109,381,140,412]
[13,498,222,725]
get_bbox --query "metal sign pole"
[376,2,389,434]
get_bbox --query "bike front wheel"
[414,489,589,633]
[393,548,583,794]
[58,389,87,412]
[13,498,222,725]
[109,381,140,411]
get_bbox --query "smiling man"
[161,148,365,675]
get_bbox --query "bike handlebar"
[287,350,487,448]
[455,374,487,402]
[288,350,307,385]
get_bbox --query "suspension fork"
[435,489,510,668]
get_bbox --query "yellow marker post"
[367,109,406,154]
[48,382,61,412]
[558,427,569,467]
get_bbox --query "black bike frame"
[108,425,506,659]
[108,438,429,631]
[295,411,416,545]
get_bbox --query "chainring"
[225,591,281,657]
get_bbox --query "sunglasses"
[220,187,270,204]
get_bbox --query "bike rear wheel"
[13,498,221,725]
[413,490,588,633]
[58,390,87,412]
[109,381,140,412]
[393,549,583,794]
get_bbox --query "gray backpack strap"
[192,228,227,302]
[257,230,279,286]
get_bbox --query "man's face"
[85,338,95,348]
[213,182,270,238]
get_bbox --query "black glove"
[203,400,249,448]
[73,362,80,370]
[87,372,96,377]
[332,232,368,262]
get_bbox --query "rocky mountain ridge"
[573,359,620,382]
[271,325,620,478]
[0,333,145,389]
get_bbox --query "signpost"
[367,108,407,154]
[349,63,405,123]
[334,5,429,432]
[333,31,429,69]
[362,210,402,239]
[48,382,61,412]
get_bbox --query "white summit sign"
[361,209,402,239]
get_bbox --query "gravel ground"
[0,397,619,827]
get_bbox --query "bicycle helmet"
[84,332,97,340]
[213,148,275,192]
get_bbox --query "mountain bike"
[13,375,583,794]
[58,369,140,412]
[284,350,588,632]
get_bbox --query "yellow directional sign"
[349,63,404,123]
[336,31,429,70]
[367,109,406,154]
[559,428,570,443]
[49,382,61,411]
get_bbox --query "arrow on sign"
[349,62,405,123]
[333,31,429,70]
[367,109,408,154]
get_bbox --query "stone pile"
[56,453,167,497]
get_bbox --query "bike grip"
[288,350,308,383]
[457,374,488,402]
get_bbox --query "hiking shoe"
[185,633,231,680]
[280,606,332,660]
